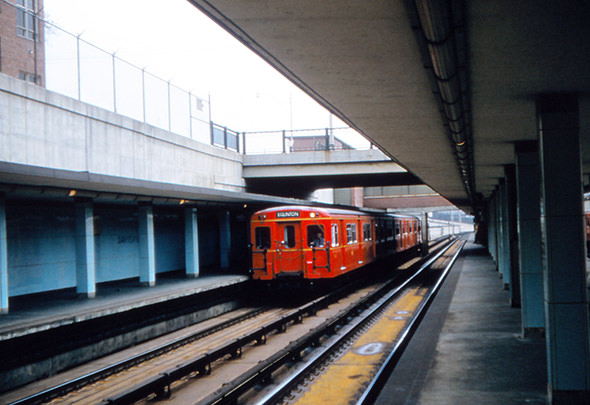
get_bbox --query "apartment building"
[0,0,45,86]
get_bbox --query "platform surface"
[0,273,249,340]
[376,239,548,404]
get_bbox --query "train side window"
[284,225,296,248]
[307,225,325,247]
[395,222,400,237]
[331,224,339,247]
[346,223,357,244]
[387,221,394,241]
[363,223,372,241]
[255,227,271,249]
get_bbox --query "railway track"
[4,237,461,404]
[202,237,465,404]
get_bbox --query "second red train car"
[250,205,421,281]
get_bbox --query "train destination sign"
[276,211,300,218]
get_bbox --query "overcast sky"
[42,0,354,136]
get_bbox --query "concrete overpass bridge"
[242,149,421,197]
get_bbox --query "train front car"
[250,206,335,282]
[250,206,422,285]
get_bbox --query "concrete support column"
[219,211,231,269]
[492,195,498,262]
[501,179,512,289]
[537,93,590,402]
[493,191,500,264]
[421,212,429,256]
[515,141,544,337]
[488,194,497,263]
[498,179,513,291]
[505,165,520,307]
[185,207,199,278]
[0,196,8,313]
[75,199,96,298]
[138,204,156,287]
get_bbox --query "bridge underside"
[187,0,590,214]
[244,171,421,198]
[364,194,452,211]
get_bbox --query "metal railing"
[242,127,374,155]
[211,123,240,153]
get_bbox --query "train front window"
[307,225,325,247]
[284,225,296,248]
[255,227,271,249]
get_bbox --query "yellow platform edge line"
[294,287,424,404]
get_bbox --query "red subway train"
[250,205,421,282]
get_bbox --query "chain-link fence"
[7,1,370,155]
[44,20,212,143]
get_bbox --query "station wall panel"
[94,205,139,283]
[7,203,76,296]
[197,211,219,268]
[154,208,185,273]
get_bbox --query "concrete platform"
[377,239,548,404]
[0,273,249,341]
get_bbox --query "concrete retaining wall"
[0,73,245,192]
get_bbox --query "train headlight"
[310,213,316,218]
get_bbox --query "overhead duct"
[407,0,475,207]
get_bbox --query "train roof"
[251,205,419,220]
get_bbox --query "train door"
[362,221,374,262]
[402,220,408,250]
[330,222,342,274]
[343,220,360,271]
[394,220,401,252]
[252,226,272,279]
[375,219,383,257]
[306,224,329,276]
[274,222,304,275]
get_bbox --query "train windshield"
[255,227,271,249]
[284,225,296,248]
[307,225,325,247]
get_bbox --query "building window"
[19,71,38,83]
[17,0,37,41]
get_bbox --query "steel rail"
[15,241,454,405]
[205,239,459,405]
[102,280,367,404]
[10,307,269,405]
